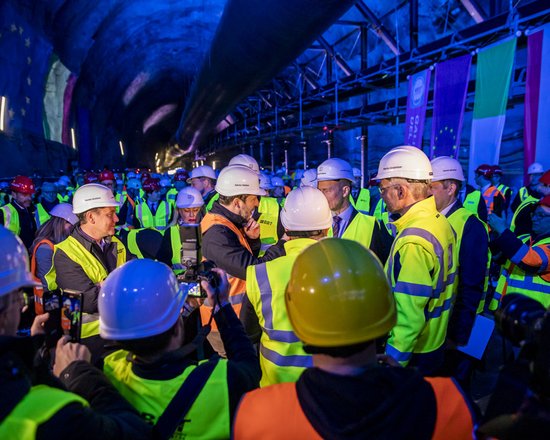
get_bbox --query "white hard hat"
[280,187,332,231]
[126,171,137,179]
[430,156,465,182]
[352,167,362,178]
[228,154,260,174]
[72,183,120,214]
[270,176,285,188]
[99,259,187,340]
[377,145,433,180]
[215,165,266,197]
[126,178,141,190]
[300,169,318,188]
[259,173,274,190]
[528,162,544,175]
[50,203,79,225]
[0,226,40,297]
[176,187,204,208]
[186,165,216,183]
[317,158,354,182]
[159,178,172,188]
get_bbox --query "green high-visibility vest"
[103,350,230,439]
[136,201,172,230]
[258,196,280,257]
[350,188,371,214]
[34,203,51,227]
[1,204,20,235]
[328,211,376,250]
[463,190,482,217]
[510,195,538,233]
[0,385,87,440]
[206,193,219,212]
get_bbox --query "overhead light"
[0,96,6,131]
[212,160,216,170]
[70,128,77,150]
[119,140,125,156]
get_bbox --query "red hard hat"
[491,165,503,176]
[142,178,161,193]
[540,195,550,208]
[84,172,99,184]
[540,170,550,186]
[99,170,115,182]
[10,175,35,195]
[140,172,151,181]
[475,164,494,178]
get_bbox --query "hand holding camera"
[201,268,230,310]
[52,336,91,378]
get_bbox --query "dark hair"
[303,340,374,358]
[286,230,325,238]
[218,194,248,205]
[77,207,101,224]
[31,216,72,253]
[116,321,179,357]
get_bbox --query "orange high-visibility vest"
[233,377,474,440]
[482,186,503,216]
[200,213,251,327]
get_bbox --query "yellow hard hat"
[285,238,396,347]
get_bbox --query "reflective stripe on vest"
[35,203,51,227]
[258,197,279,256]
[328,211,376,250]
[136,201,171,230]
[1,204,20,235]
[385,198,457,365]
[350,188,371,214]
[482,186,502,216]
[447,207,490,314]
[463,190,482,217]
[510,195,538,233]
[518,186,529,203]
[496,236,550,309]
[246,240,314,386]
[497,184,510,202]
[0,385,87,440]
[127,229,145,259]
[115,193,127,213]
[103,349,229,439]
[57,194,70,203]
[200,213,249,327]
[166,188,178,206]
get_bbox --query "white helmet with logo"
[317,158,354,182]
[280,187,332,231]
[528,162,544,175]
[176,187,204,208]
[72,184,120,214]
[228,154,260,174]
[186,165,216,183]
[215,165,266,197]
[300,169,318,188]
[430,156,465,182]
[50,203,79,225]
[376,145,433,180]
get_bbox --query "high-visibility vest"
[463,190,482,217]
[517,186,530,204]
[350,188,371,214]
[510,195,538,233]
[447,207,490,314]
[493,235,550,309]
[135,201,172,230]
[482,186,503,216]
[258,196,280,256]
[205,192,219,212]
[126,228,144,259]
[200,213,251,327]
[0,385,87,440]
[385,197,457,366]
[1,203,21,235]
[57,193,70,203]
[327,210,376,251]
[34,203,51,227]
[166,188,178,207]
[103,350,229,440]
[115,192,127,214]
[45,235,127,339]
[497,183,510,202]
[233,377,474,440]
[246,238,315,387]
[373,198,389,226]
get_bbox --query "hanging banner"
[468,37,517,185]
[524,24,550,184]
[430,54,471,159]
[404,69,431,148]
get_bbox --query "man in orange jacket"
[234,239,477,440]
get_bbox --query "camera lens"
[495,294,545,346]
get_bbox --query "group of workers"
[1,144,549,439]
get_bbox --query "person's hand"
[53,337,91,377]
[488,213,507,235]
[243,218,260,239]
[201,268,230,309]
[31,313,50,336]
[376,354,401,367]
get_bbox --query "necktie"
[333,215,342,238]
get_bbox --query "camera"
[35,289,83,346]
[495,293,546,347]
[177,260,221,298]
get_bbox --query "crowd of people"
[0,146,549,439]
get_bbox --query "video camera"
[175,225,220,298]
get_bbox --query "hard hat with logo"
[317,158,354,182]
[259,173,274,190]
[376,146,433,180]
[0,226,40,297]
[430,156,465,182]
[99,259,187,340]
[229,154,260,174]
[99,170,115,182]
[285,238,396,347]
[142,178,161,193]
[10,176,35,195]
[270,176,285,188]
[84,172,99,184]
[300,169,317,188]
[176,187,204,208]
[528,162,544,175]
[186,165,216,183]
[215,165,266,197]
[50,203,79,225]
[72,183,120,214]
[280,187,332,231]
[475,164,494,178]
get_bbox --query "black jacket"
[201,202,285,280]
[0,335,150,440]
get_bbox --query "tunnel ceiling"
[7,0,547,170]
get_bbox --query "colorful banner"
[524,24,550,184]
[404,69,431,148]
[430,54,471,159]
[468,38,517,185]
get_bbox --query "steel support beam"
[410,0,418,51]
[355,1,402,55]
[459,0,487,24]
[317,36,354,77]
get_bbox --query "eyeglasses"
[378,184,400,195]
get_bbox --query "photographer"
[0,226,151,439]
[97,259,260,439]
